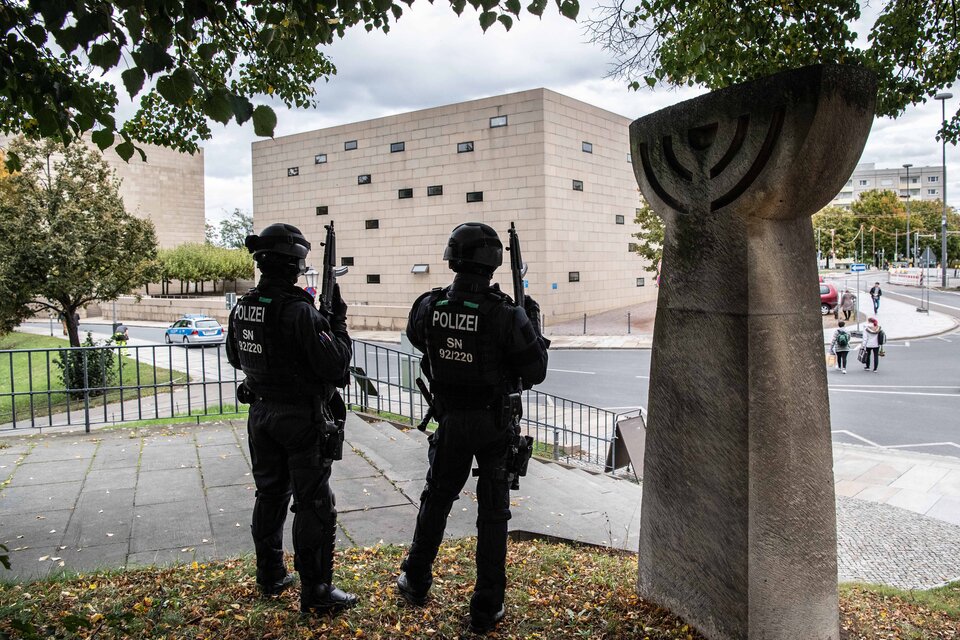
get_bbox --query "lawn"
[0,540,956,639]
[0,332,184,426]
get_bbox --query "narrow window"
[411,264,429,274]
[358,174,371,185]
[637,277,645,287]
[615,214,625,225]
[341,257,355,266]
[344,140,357,151]
[365,219,379,230]
[316,206,328,216]
[427,185,443,196]
[568,272,580,283]
[572,179,584,191]
[626,153,632,163]
[398,188,413,199]
[859,179,869,186]
[314,153,327,164]
[287,167,299,177]
[390,141,405,153]
[582,141,593,153]
[367,274,381,284]
[489,115,508,128]
[929,176,940,183]
[466,191,483,203]
[457,141,474,153]
[628,243,639,252]
[928,188,938,195]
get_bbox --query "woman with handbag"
[862,317,883,371]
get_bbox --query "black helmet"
[443,222,502,269]
[244,223,311,260]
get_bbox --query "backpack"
[878,329,886,346]
[836,331,850,349]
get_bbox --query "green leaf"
[115,141,135,162]
[75,112,95,132]
[156,67,195,106]
[505,0,522,14]
[452,0,466,15]
[3,151,21,173]
[258,27,276,47]
[136,42,174,75]
[36,108,61,137]
[559,0,579,20]
[197,43,217,62]
[252,105,277,137]
[121,68,146,97]
[23,24,47,45]
[88,41,122,70]
[479,11,497,32]
[481,0,499,11]
[91,129,115,150]
[230,95,255,125]
[203,89,234,124]
[526,0,548,17]
[498,14,514,30]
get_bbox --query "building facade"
[1,134,204,249]
[830,162,944,208]
[251,88,655,329]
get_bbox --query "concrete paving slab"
[335,475,412,513]
[53,542,130,575]
[130,498,211,554]
[852,461,910,486]
[89,440,140,470]
[886,488,945,515]
[833,457,883,481]
[205,484,256,515]
[337,504,419,547]
[851,485,901,503]
[136,467,203,506]
[0,481,82,516]
[196,428,242,448]
[0,508,72,553]
[83,467,138,492]
[22,439,98,464]
[138,441,198,471]
[1,547,56,581]
[926,496,960,526]
[12,458,89,486]
[835,480,872,498]
[890,465,951,492]
[62,488,135,549]
[127,544,219,568]
[331,448,380,481]
[200,455,252,488]
[209,511,254,558]
[931,469,960,498]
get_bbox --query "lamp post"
[304,266,319,291]
[904,163,913,264]
[936,92,952,286]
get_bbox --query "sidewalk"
[0,417,958,591]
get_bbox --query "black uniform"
[226,275,352,592]
[402,272,549,623]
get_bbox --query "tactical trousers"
[247,399,338,585]
[404,405,512,617]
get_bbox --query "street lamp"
[935,92,952,286]
[304,266,319,291]
[903,163,913,263]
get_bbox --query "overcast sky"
[200,2,958,225]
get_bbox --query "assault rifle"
[504,222,533,490]
[319,221,349,315]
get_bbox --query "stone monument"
[629,65,876,639]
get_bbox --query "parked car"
[820,283,839,316]
[164,314,226,346]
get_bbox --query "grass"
[0,540,956,639]
[106,403,248,430]
[0,333,182,425]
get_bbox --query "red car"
[820,282,839,316]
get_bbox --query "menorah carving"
[630,65,876,640]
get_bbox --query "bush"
[54,332,117,399]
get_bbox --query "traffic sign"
[850,263,866,272]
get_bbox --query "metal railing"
[0,340,641,473]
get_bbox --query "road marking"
[830,388,959,397]
[887,290,960,312]
[634,375,650,379]
[548,368,595,375]
[936,336,953,342]
[832,430,885,448]
[829,384,959,389]
[886,441,960,450]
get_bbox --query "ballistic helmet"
[245,223,311,277]
[443,222,502,270]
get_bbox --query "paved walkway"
[1,416,958,591]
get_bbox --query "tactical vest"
[231,286,325,399]
[424,288,508,403]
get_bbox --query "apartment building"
[251,88,655,329]
[830,162,944,208]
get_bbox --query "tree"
[0,137,158,346]
[0,0,580,170]
[631,199,664,277]
[216,208,254,249]
[586,0,960,142]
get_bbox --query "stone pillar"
[630,65,876,640]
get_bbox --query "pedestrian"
[861,316,884,371]
[869,282,882,313]
[112,323,129,346]
[830,320,852,373]
[226,223,357,614]
[840,289,856,321]
[395,223,550,634]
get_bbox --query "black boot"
[258,572,295,596]
[396,571,430,606]
[469,606,505,634]
[301,583,358,614]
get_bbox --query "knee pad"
[420,481,459,508]
[477,504,511,525]
[255,488,293,506]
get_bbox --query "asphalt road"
[24,317,960,459]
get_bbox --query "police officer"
[226,223,357,614]
[395,222,549,634]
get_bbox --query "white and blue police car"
[164,314,226,346]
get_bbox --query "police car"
[164,314,226,346]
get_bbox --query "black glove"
[523,296,543,336]
[330,283,348,329]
